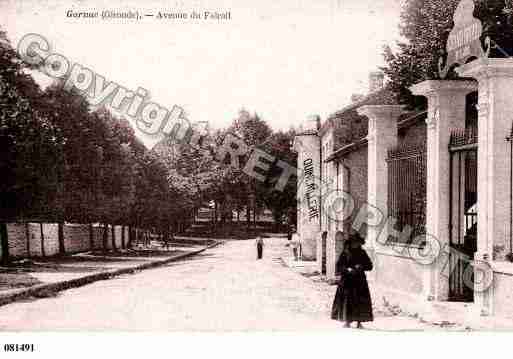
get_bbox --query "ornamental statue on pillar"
[438,0,490,79]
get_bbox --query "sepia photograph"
[1,0,513,356]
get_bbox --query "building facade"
[294,56,513,321]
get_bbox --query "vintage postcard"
[1,0,513,356]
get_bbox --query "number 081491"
[4,344,35,352]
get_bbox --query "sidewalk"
[279,250,508,331]
[0,239,222,307]
[280,250,513,331]
[281,257,318,270]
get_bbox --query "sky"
[0,0,403,147]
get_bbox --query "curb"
[0,241,223,308]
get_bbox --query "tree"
[227,110,272,228]
[1,25,216,257]
[92,108,137,249]
[42,84,106,252]
[382,0,513,108]
[257,129,298,228]
[0,29,63,263]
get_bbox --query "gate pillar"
[357,105,404,253]
[325,164,349,281]
[293,127,321,261]
[457,58,513,315]
[410,80,477,302]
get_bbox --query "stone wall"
[92,225,105,250]
[492,269,513,319]
[26,223,43,257]
[93,225,112,250]
[325,232,335,278]
[6,224,28,258]
[323,145,368,279]
[375,251,424,295]
[2,223,132,260]
[26,223,58,257]
[106,226,115,250]
[334,234,344,272]
[41,223,60,256]
[6,223,60,258]
[344,145,368,236]
[115,226,124,248]
[63,224,91,253]
[316,234,323,274]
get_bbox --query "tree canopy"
[382,0,513,108]
[1,24,298,260]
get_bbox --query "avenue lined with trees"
[0,28,298,264]
[3,0,513,264]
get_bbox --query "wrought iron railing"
[449,127,478,149]
[387,143,427,244]
[387,142,427,160]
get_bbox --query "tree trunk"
[214,201,218,227]
[163,226,169,244]
[0,222,10,266]
[111,225,117,251]
[102,223,108,250]
[40,222,46,257]
[25,222,31,258]
[58,222,65,255]
[89,223,94,250]
[246,205,251,229]
[121,225,125,249]
[127,226,133,249]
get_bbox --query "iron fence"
[386,143,427,243]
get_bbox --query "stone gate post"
[357,105,404,253]
[410,80,477,302]
[293,130,321,261]
[457,58,513,315]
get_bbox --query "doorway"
[321,231,327,275]
[448,127,478,302]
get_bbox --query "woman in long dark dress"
[331,233,374,328]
